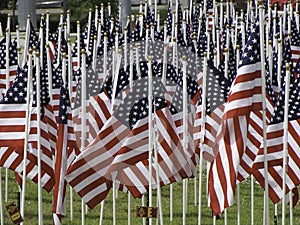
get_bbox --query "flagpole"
[124,27,128,69]
[151,59,164,225]
[129,45,134,87]
[87,8,92,53]
[182,55,188,225]
[92,35,97,71]
[0,169,3,224]
[277,38,282,89]
[4,29,10,204]
[135,43,141,77]
[96,19,102,51]
[94,5,98,29]
[35,51,43,225]
[22,15,31,67]
[223,45,229,225]
[193,35,198,206]
[289,191,293,225]
[68,38,73,96]
[236,45,241,225]
[103,33,108,80]
[127,193,131,225]
[258,2,269,225]
[76,21,81,71]
[99,200,104,225]
[147,55,154,225]
[81,49,87,225]
[20,49,33,225]
[281,62,291,225]
[198,52,207,225]
[145,25,149,59]
[56,24,62,67]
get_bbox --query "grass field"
[1,168,300,225]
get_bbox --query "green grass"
[2,168,300,224]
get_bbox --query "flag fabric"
[67,77,162,208]
[53,85,79,224]
[0,63,56,191]
[72,65,101,148]
[201,62,230,162]
[0,66,28,148]
[237,63,277,181]
[290,19,300,66]
[0,37,18,95]
[252,75,300,205]
[208,21,264,215]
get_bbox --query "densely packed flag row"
[0,0,300,224]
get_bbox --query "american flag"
[72,65,101,148]
[107,78,168,174]
[53,85,79,225]
[0,64,56,191]
[0,37,18,95]
[67,77,148,208]
[106,68,197,198]
[290,19,300,66]
[67,76,166,208]
[237,63,276,181]
[15,65,56,191]
[0,66,28,149]
[208,21,264,215]
[252,75,300,205]
[201,61,230,162]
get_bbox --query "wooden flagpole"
[148,55,154,225]
[22,15,31,67]
[182,55,188,225]
[103,33,108,80]
[81,49,87,225]
[20,49,33,225]
[258,2,269,225]
[124,27,128,69]
[3,28,10,207]
[236,45,241,225]
[198,52,207,225]
[35,51,44,225]
[95,5,99,27]
[67,38,73,96]
[281,62,291,225]
[96,19,102,52]
[151,57,164,225]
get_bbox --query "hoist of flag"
[208,21,264,216]
[252,75,300,205]
[53,85,79,224]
